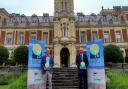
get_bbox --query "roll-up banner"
[86,39,106,89]
[27,40,45,89]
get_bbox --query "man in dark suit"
[76,47,88,89]
[41,48,54,89]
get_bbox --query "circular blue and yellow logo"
[90,44,99,55]
[32,44,42,56]
[81,61,85,67]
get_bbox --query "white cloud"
[0,0,20,6]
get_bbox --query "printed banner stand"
[86,39,106,89]
[27,40,45,89]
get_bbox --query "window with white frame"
[61,1,67,11]
[80,31,86,43]
[18,32,24,45]
[115,31,122,43]
[62,23,68,37]
[92,31,97,40]
[104,31,110,43]
[31,32,37,40]
[43,32,48,44]
[6,33,13,45]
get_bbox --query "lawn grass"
[107,70,128,89]
[8,73,27,89]
[0,70,128,89]
[0,85,8,89]
[0,72,27,89]
[0,72,21,85]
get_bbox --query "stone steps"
[51,68,79,89]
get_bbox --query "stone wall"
[0,66,27,74]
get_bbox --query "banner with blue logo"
[86,39,104,68]
[28,40,45,89]
[86,40,106,89]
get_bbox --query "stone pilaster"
[68,44,76,67]
[54,44,61,67]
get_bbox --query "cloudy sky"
[0,0,127,16]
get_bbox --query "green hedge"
[0,45,9,65]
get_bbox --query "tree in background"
[0,45,9,65]
[13,45,28,65]
[125,55,128,63]
[104,44,124,63]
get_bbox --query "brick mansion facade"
[0,0,128,67]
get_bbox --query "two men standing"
[41,47,88,89]
[76,47,89,89]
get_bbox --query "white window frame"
[115,31,122,43]
[92,31,97,41]
[18,32,24,45]
[6,33,13,45]
[43,32,48,44]
[80,31,86,43]
[31,32,37,40]
[104,31,110,43]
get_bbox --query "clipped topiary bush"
[0,45,9,65]
[13,45,28,65]
[104,44,124,63]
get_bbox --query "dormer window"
[21,15,27,23]
[103,15,107,21]
[21,17,26,23]
[98,19,102,24]
[91,18,94,22]
[78,16,84,22]
[109,19,113,24]
[32,17,37,23]
[32,14,38,23]
[87,19,90,24]
[43,17,49,22]
[90,15,96,22]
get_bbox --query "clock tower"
[54,0,76,68]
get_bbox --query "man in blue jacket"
[41,48,54,89]
[76,47,88,89]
